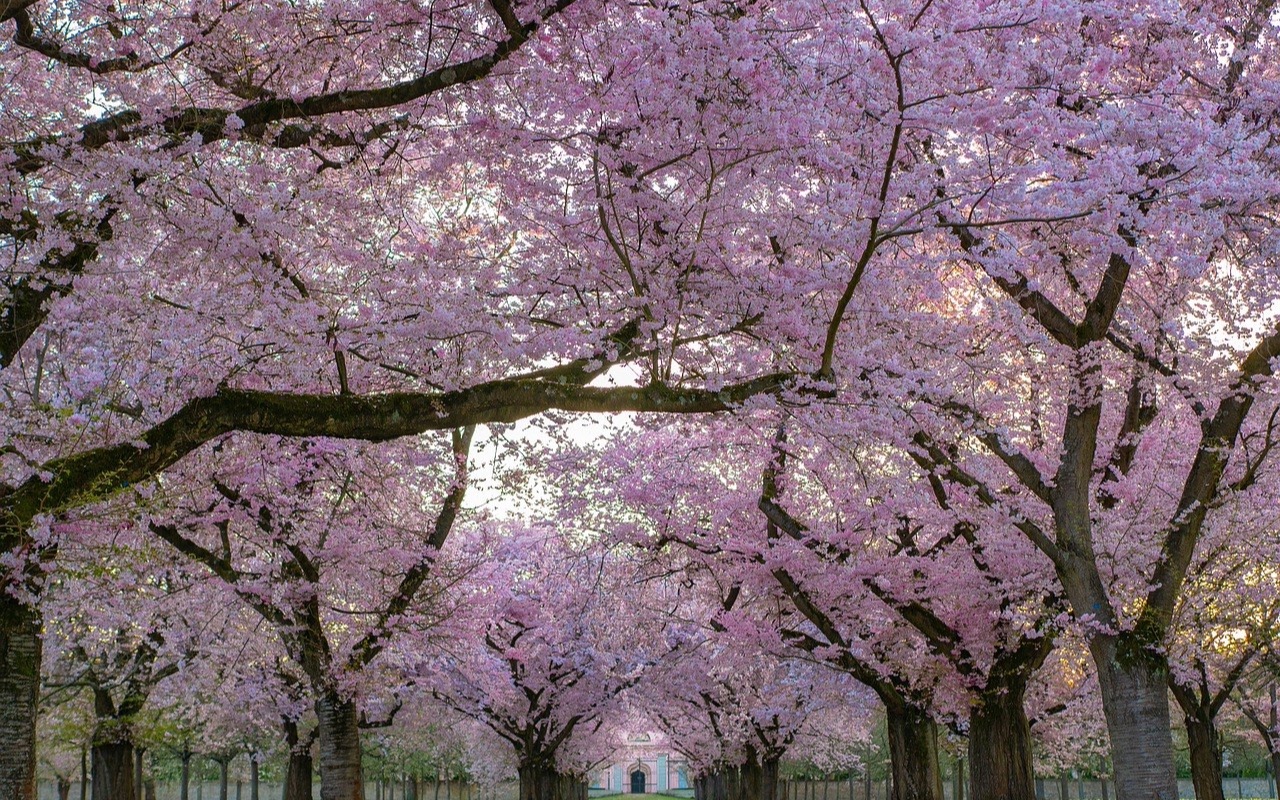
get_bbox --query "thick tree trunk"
[251,760,260,800]
[0,593,40,800]
[706,758,782,800]
[757,758,781,800]
[57,780,71,800]
[283,746,314,800]
[316,696,364,800]
[91,741,136,800]
[1183,710,1226,800]
[181,751,192,800]
[699,774,713,800]
[517,765,585,800]
[884,703,943,800]
[968,683,1035,800]
[1090,637,1179,800]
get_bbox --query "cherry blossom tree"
[903,2,1280,795]
[5,4,1280,800]
[0,1,847,790]
[140,431,477,800]
[37,507,226,800]
[1165,507,1280,800]
[416,527,660,800]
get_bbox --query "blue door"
[631,771,646,794]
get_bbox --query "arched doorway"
[631,771,647,794]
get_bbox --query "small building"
[590,732,691,796]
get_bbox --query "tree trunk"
[517,765,585,800]
[80,749,88,800]
[146,779,157,800]
[736,757,781,800]
[696,774,722,800]
[283,746,314,800]
[316,695,364,800]
[135,749,145,800]
[58,780,71,800]
[181,751,191,800]
[0,593,40,800]
[91,741,136,800]
[219,760,230,800]
[251,760,260,800]
[884,702,943,800]
[1090,637,1179,800]
[1183,709,1226,800]
[968,683,1035,800]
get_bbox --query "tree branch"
[1,369,798,544]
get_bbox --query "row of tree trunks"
[517,765,585,800]
[694,757,783,800]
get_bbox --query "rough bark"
[517,765,585,800]
[283,740,314,800]
[57,780,71,800]
[968,682,1036,800]
[91,741,135,800]
[884,702,943,800]
[1089,637,1179,800]
[1183,709,1226,800]
[316,695,363,800]
[0,591,40,800]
